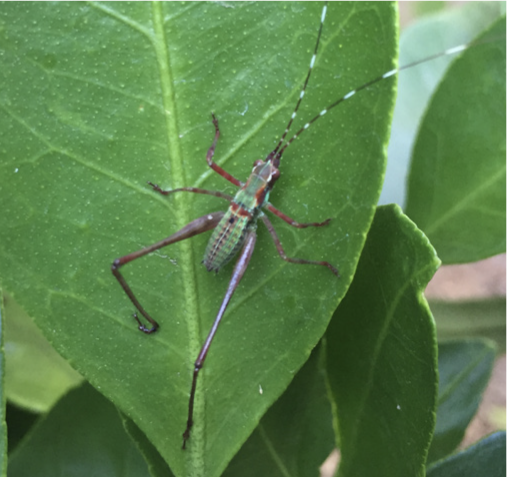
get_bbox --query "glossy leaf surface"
[405,17,506,263]
[326,205,440,477]
[0,3,396,475]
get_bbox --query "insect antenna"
[271,3,328,159]
[275,30,502,158]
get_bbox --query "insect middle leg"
[260,214,339,276]
[265,202,331,228]
[112,211,225,333]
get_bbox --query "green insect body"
[204,160,278,272]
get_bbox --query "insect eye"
[253,159,264,167]
[270,169,280,181]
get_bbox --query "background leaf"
[223,343,334,477]
[430,298,506,352]
[428,339,496,463]
[380,1,505,207]
[0,291,7,477]
[404,16,506,263]
[122,416,176,477]
[8,383,152,477]
[427,431,506,477]
[5,404,38,455]
[4,293,82,412]
[0,3,397,476]
[326,205,440,477]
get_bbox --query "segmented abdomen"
[203,207,252,272]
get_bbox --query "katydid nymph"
[111,3,494,450]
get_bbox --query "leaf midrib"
[151,2,204,474]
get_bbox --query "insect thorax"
[202,162,275,272]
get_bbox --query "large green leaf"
[0,3,397,476]
[122,342,335,477]
[326,205,440,477]
[405,16,506,263]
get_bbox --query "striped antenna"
[272,9,501,160]
[272,2,328,155]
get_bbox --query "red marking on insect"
[111,2,490,450]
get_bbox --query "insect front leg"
[206,113,244,187]
[265,202,331,228]
[112,211,225,333]
[260,214,339,277]
[182,227,257,450]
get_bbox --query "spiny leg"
[265,202,331,228]
[112,211,225,333]
[206,113,243,187]
[148,181,233,202]
[260,214,339,277]
[182,228,257,450]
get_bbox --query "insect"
[111,3,495,450]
